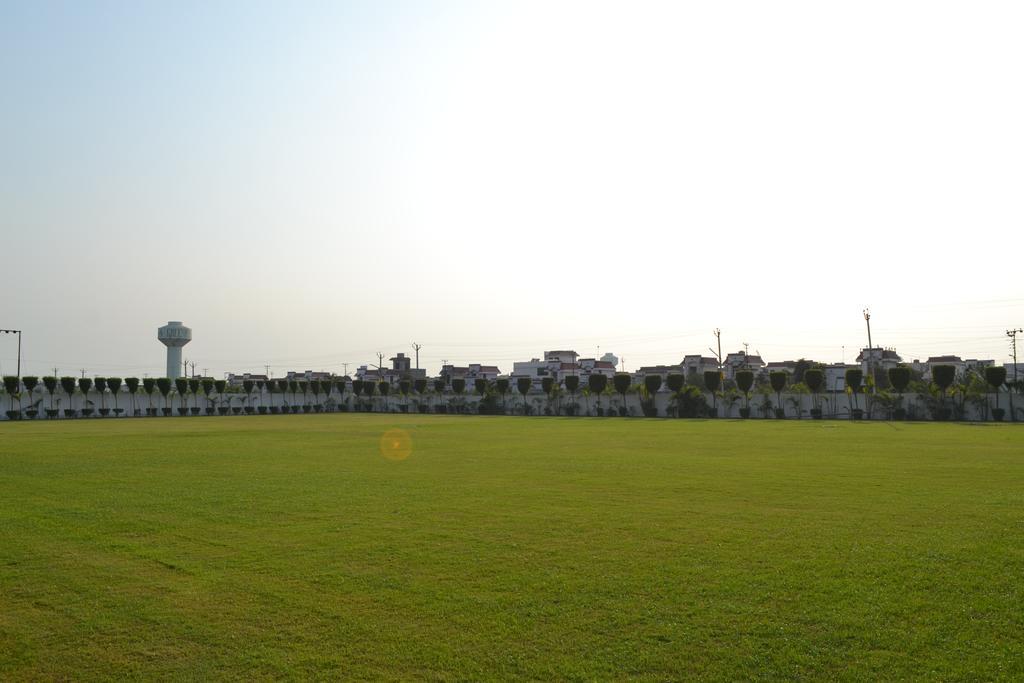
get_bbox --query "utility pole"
[203,368,209,378]
[264,364,271,378]
[1009,328,1022,422]
[80,368,86,379]
[711,329,722,372]
[342,362,349,377]
[377,352,385,373]
[412,343,422,370]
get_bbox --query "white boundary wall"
[2,385,1020,422]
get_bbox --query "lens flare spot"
[379,428,413,461]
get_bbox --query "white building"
[682,355,720,379]
[723,351,765,380]
[824,363,860,392]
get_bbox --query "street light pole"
[863,309,874,393]
[1,329,21,381]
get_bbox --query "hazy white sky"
[2,1,1022,378]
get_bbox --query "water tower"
[157,321,192,379]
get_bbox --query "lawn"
[1,416,1022,680]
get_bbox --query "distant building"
[764,361,798,375]
[723,351,765,379]
[856,347,903,380]
[440,363,501,385]
[824,363,859,392]
[925,355,964,380]
[285,370,334,382]
[682,355,720,379]
[635,365,683,381]
[226,372,269,387]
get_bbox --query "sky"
[2,1,1022,379]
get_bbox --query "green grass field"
[2,416,1023,680]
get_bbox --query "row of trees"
[3,364,1018,421]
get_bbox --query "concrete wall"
[3,385,1020,422]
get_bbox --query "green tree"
[264,379,276,409]
[399,379,411,411]
[242,379,255,409]
[125,377,140,415]
[541,376,556,414]
[142,377,157,412]
[156,378,172,413]
[666,374,684,418]
[451,378,465,413]
[804,368,824,416]
[769,372,788,418]
[931,365,956,419]
[735,370,754,417]
[613,373,632,416]
[93,377,107,412]
[845,368,863,416]
[564,375,579,415]
[703,371,722,416]
[887,367,911,419]
[3,376,19,414]
[474,378,487,396]
[985,366,1008,420]
[432,378,446,412]
[201,378,215,411]
[588,373,608,415]
[378,381,390,412]
[358,381,373,412]
[516,376,531,415]
[43,376,58,413]
[22,376,39,415]
[643,375,662,417]
[61,376,78,415]
[78,377,93,415]
[496,377,510,413]
[176,377,190,412]
[107,377,123,414]
[215,379,228,401]
[188,378,200,411]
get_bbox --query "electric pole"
[1009,328,1022,422]
[412,343,422,370]
[712,328,722,372]
[377,352,385,373]
[342,363,349,377]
